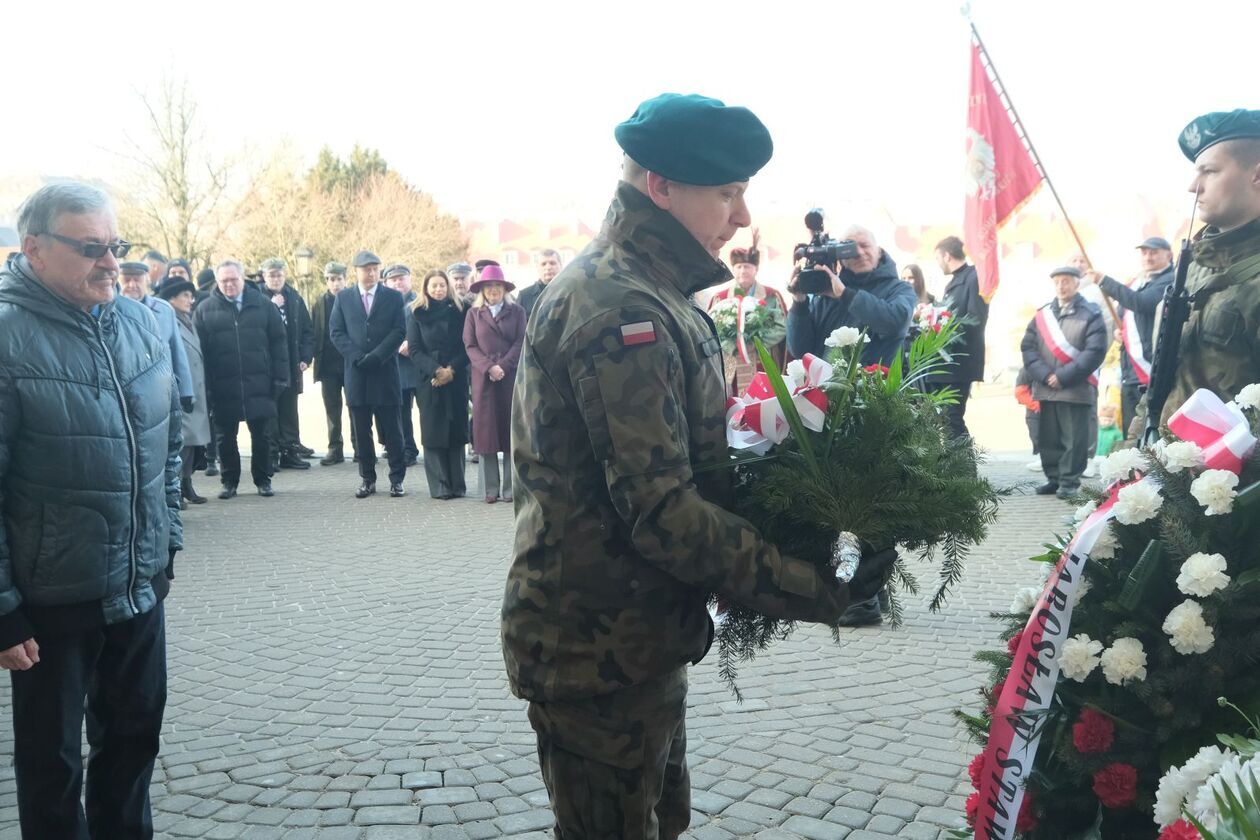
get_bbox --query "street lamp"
[295,246,314,278]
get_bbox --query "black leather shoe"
[184,491,207,505]
[320,452,345,466]
[279,453,311,470]
[257,483,275,497]
[355,482,376,499]
[1035,481,1060,495]
[1056,485,1080,500]
[295,444,316,457]
[836,597,883,627]
[205,464,220,477]
[218,486,238,500]
[390,483,406,497]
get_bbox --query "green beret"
[324,261,347,276]
[352,250,381,267]
[260,257,287,272]
[615,93,773,186]
[1179,109,1260,161]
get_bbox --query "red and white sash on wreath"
[1120,308,1152,386]
[972,390,1257,840]
[1034,306,1100,387]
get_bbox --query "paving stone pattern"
[0,452,1064,838]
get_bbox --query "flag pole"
[967,13,1119,320]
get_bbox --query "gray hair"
[841,224,878,248]
[215,259,245,278]
[16,181,115,239]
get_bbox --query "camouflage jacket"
[503,183,847,702]
[1162,217,1260,425]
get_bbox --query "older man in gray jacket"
[0,182,183,839]
[1020,266,1110,499]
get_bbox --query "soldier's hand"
[848,547,898,603]
[0,639,39,671]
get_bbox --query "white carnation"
[1010,585,1041,614]
[785,359,807,389]
[823,326,866,348]
[1059,633,1103,682]
[1072,576,1092,608]
[1099,448,1147,485]
[1090,524,1118,560]
[1235,382,1260,411]
[1159,440,1205,473]
[1162,600,1216,655]
[1074,501,1097,524]
[1176,552,1231,598]
[1100,637,1147,685]
[1191,469,1240,516]
[1113,481,1163,525]
[1155,746,1229,827]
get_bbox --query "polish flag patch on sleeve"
[620,321,657,346]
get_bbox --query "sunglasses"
[40,232,132,259]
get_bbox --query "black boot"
[182,476,207,505]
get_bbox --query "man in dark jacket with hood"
[786,224,914,627]
[1021,266,1110,499]
[0,182,182,838]
[931,235,989,440]
[786,225,916,367]
[195,259,290,499]
[260,258,315,471]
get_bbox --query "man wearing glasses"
[0,182,183,837]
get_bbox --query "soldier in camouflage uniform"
[1160,109,1260,425]
[502,93,896,840]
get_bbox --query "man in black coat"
[383,264,420,466]
[260,258,315,470]
[329,250,408,498]
[311,261,350,465]
[516,248,562,319]
[1087,236,1175,433]
[931,235,990,440]
[194,260,290,498]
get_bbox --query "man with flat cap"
[310,261,351,465]
[260,258,315,471]
[1157,109,1260,425]
[119,260,195,411]
[383,264,421,466]
[502,93,896,839]
[446,262,476,308]
[329,250,408,498]
[1020,266,1109,499]
[1083,236,1175,433]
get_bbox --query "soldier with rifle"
[1142,109,1260,439]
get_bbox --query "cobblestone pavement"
[0,448,1071,839]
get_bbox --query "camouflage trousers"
[527,668,690,840]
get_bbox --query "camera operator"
[786,225,914,628]
[787,225,916,368]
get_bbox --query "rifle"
[1141,236,1194,445]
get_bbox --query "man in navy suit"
[329,250,408,498]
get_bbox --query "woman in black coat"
[407,270,471,499]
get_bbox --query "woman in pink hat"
[462,264,526,503]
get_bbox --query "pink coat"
[463,302,526,454]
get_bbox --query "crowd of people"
[120,247,567,506]
[0,97,1257,840]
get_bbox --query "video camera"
[793,209,858,295]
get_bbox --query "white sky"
[3,0,1256,231]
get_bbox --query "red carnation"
[965,791,980,826]
[1016,789,1037,833]
[1006,629,1025,655]
[968,753,985,789]
[1092,762,1138,809]
[985,678,1007,715]
[756,299,766,306]
[1158,819,1201,840]
[863,364,890,375]
[1072,708,1116,754]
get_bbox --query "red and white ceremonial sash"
[1034,307,1099,387]
[1120,309,1152,386]
[974,388,1256,840]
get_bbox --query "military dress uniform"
[503,94,852,840]
[1160,110,1260,425]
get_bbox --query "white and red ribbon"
[725,354,832,454]
[1034,306,1100,387]
[973,389,1255,840]
[1120,309,1152,386]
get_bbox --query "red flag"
[964,40,1043,301]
